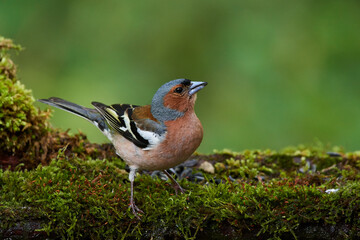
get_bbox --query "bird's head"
[151,79,207,122]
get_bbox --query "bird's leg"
[163,170,186,195]
[129,167,143,219]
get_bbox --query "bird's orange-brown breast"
[160,110,203,164]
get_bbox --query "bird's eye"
[174,87,183,94]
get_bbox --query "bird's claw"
[163,170,186,195]
[130,202,144,219]
[173,184,186,195]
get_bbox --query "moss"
[1,147,360,239]
[0,36,52,168]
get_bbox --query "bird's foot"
[172,183,186,195]
[129,201,144,219]
[163,170,186,195]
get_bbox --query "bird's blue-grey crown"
[151,79,188,122]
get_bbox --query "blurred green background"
[1,1,360,153]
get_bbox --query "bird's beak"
[189,81,208,96]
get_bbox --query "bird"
[39,79,207,218]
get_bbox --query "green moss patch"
[0,36,51,168]
[1,147,360,239]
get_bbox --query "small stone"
[228,175,236,182]
[180,168,193,180]
[199,161,215,174]
[325,188,339,194]
[207,177,224,185]
[327,152,342,157]
[151,171,168,181]
[192,172,205,182]
[182,159,199,167]
[168,167,179,177]
[172,165,185,177]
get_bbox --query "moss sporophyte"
[1,36,360,239]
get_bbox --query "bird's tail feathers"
[38,97,107,131]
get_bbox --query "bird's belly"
[112,125,202,171]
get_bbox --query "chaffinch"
[39,79,207,218]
